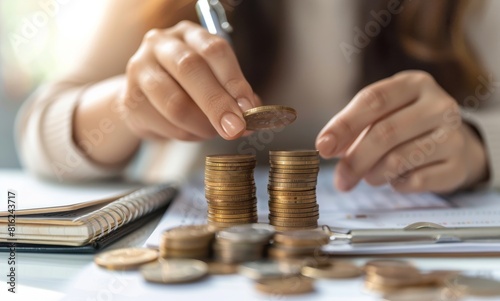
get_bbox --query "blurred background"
[0,0,105,168]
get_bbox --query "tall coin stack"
[268,150,320,231]
[205,155,258,229]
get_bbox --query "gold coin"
[445,275,500,297]
[269,155,319,161]
[269,150,319,157]
[273,225,318,232]
[269,177,317,184]
[239,260,302,280]
[94,248,158,270]
[141,259,208,284]
[270,221,318,228]
[270,168,320,174]
[255,276,314,295]
[209,216,258,223]
[270,212,319,218]
[270,160,321,166]
[274,230,329,246]
[270,205,319,213]
[268,182,317,188]
[270,163,319,170]
[208,212,257,219]
[208,208,257,215]
[364,260,417,277]
[209,221,254,229]
[207,261,239,275]
[243,105,297,130]
[382,287,455,301]
[268,189,316,196]
[160,248,210,259]
[205,184,255,191]
[268,186,317,192]
[206,154,256,163]
[302,261,363,279]
[162,225,215,242]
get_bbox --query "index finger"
[316,71,433,158]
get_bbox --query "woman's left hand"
[316,70,489,193]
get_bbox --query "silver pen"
[196,0,233,42]
[323,222,500,244]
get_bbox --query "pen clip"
[209,0,233,33]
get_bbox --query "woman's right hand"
[119,20,260,141]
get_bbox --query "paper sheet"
[143,167,500,255]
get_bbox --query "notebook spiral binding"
[74,184,177,242]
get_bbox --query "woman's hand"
[118,21,259,141]
[316,71,489,193]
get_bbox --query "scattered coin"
[205,155,257,228]
[268,150,320,231]
[269,229,329,260]
[160,225,215,260]
[301,261,363,279]
[141,259,208,284]
[213,224,273,263]
[445,274,500,297]
[254,276,315,295]
[95,248,158,270]
[243,105,297,130]
[207,261,239,275]
[382,287,458,301]
[217,223,275,243]
[238,260,302,280]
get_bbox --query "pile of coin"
[159,225,215,260]
[268,150,320,231]
[205,155,258,229]
[364,259,463,299]
[268,229,329,260]
[213,224,275,263]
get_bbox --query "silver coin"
[140,259,208,284]
[217,223,275,243]
[238,260,302,280]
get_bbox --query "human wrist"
[461,122,489,189]
[73,75,141,167]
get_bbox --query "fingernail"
[221,112,246,138]
[316,133,337,157]
[237,98,253,112]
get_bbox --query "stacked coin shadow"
[213,224,275,264]
[268,229,330,260]
[159,225,215,260]
[268,150,320,231]
[205,155,258,229]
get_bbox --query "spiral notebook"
[0,183,177,253]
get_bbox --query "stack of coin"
[205,155,258,229]
[268,229,329,260]
[213,224,275,263]
[159,225,215,260]
[268,150,320,231]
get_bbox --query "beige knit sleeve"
[463,101,500,189]
[14,0,150,182]
[15,83,124,182]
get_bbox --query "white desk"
[1,170,500,301]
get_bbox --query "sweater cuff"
[462,106,500,189]
[40,87,123,182]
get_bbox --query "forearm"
[73,75,141,166]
